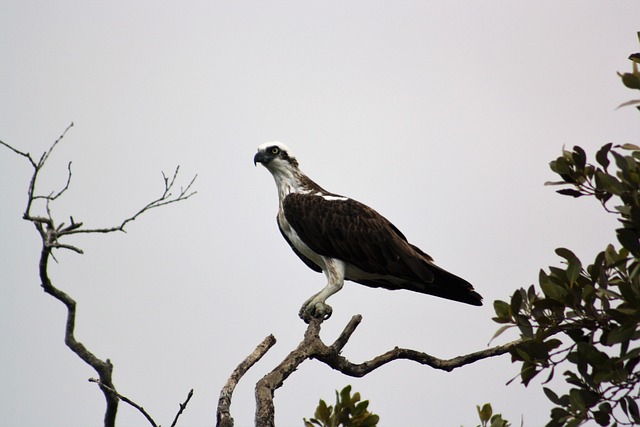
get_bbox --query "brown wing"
[282,193,436,283]
[282,192,483,306]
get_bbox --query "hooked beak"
[253,151,267,166]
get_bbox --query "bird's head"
[255,142,325,198]
[254,142,299,172]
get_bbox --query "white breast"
[277,209,327,271]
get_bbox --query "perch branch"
[217,335,277,427]
[254,315,522,427]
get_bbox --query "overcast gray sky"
[2,2,639,426]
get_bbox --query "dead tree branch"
[3,124,197,427]
[89,378,159,427]
[251,315,521,427]
[217,335,277,427]
[170,388,195,427]
[64,165,197,235]
[88,379,194,427]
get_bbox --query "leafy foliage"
[476,403,511,427]
[304,385,379,427]
[493,143,640,426]
[617,32,640,110]
[491,33,640,427]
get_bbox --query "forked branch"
[89,378,194,427]
[217,314,521,427]
[2,124,197,427]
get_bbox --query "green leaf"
[567,261,582,286]
[606,323,637,346]
[315,400,331,425]
[540,276,568,301]
[617,227,640,256]
[488,324,515,344]
[510,290,523,313]
[572,146,587,170]
[493,300,512,321]
[595,170,624,194]
[477,403,493,423]
[620,72,640,89]
[550,156,572,176]
[596,143,612,170]
[627,396,640,422]
[620,143,640,151]
[556,188,583,198]
[543,387,562,405]
[555,247,578,261]
[569,389,586,412]
[489,413,510,427]
[520,361,540,386]
[354,400,369,416]
[593,408,610,426]
[589,251,606,285]
[360,414,379,427]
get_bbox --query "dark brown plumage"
[255,142,482,321]
[282,192,483,306]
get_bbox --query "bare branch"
[254,315,521,427]
[4,123,196,251]
[254,318,326,427]
[39,122,75,167]
[63,166,197,236]
[5,125,197,426]
[315,337,523,377]
[0,138,37,167]
[217,335,277,427]
[89,378,158,427]
[32,161,73,202]
[170,388,194,427]
[39,243,118,426]
[329,314,362,351]
[17,122,74,220]
[88,381,194,427]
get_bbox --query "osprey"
[254,142,482,322]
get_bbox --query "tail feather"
[419,264,483,306]
[352,264,483,306]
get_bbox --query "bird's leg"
[299,259,345,323]
[298,282,342,322]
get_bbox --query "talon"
[299,301,333,323]
[319,303,332,320]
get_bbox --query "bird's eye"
[270,147,280,155]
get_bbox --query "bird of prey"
[254,142,482,322]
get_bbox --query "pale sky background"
[1,2,639,426]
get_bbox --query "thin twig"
[89,378,158,427]
[63,167,197,235]
[40,122,75,166]
[32,161,73,202]
[170,389,194,427]
[0,138,37,167]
